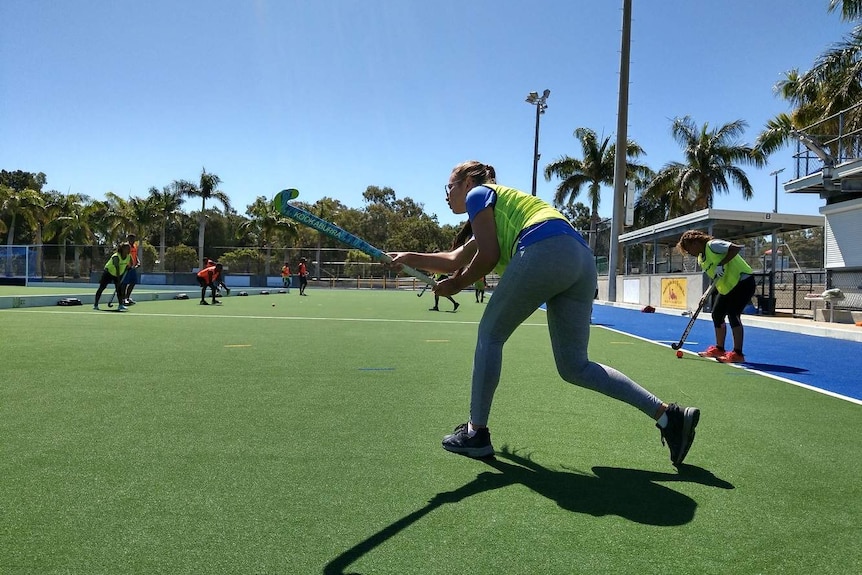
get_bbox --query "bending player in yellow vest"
[677,230,756,363]
[94,242,132,311]
[387,160,700,466]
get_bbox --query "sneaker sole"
[675,407,700,465]
[441,432,494,457]
[442,443,495,458]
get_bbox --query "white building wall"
[821,196,862,268]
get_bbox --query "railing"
[827,267,862,311]
[753,271,829,317]
[793,101,862,178]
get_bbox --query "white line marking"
[596,324,862,406]
[0,308,548,327]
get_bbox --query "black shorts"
[99,270,120,288]
[712,275,757,327]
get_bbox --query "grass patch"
[1,290,860,574]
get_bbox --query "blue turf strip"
[591,304,862,402]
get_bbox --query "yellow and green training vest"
[484,184,568,274]
[698,244,752,295]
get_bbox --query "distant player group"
[93,243,312,310]
[197,258,229,305]
[281,257,309,296]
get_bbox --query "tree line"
[2,2,858,276]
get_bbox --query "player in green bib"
[389,161,700,465]
[93,242,132,311]
[677,230,757,363]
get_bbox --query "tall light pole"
[768,167,785,314]
[525,89,550,196]
[770,167,785,214]
[608,0,632,302]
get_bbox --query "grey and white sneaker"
[442,423,494,458]
[658,403,700,465]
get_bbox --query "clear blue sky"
[0,1,853,229]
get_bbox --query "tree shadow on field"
[322,447,734,574]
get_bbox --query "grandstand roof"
[618,208,824,247]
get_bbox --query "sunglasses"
[444,180,462,196]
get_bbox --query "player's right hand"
[385,252,410,271]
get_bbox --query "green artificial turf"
[1,289,860,574]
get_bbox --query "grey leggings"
[470,234,662,426]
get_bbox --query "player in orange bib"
[197,263,224,305]
[281,262,291,293]
[298,257,308,296]
[121,233,140,305]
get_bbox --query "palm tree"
[102,192,138,242]
[178,168,231,265]
[29,189,57,278]
[755,2,862,159]
[128,195,157,268]
[1,185,44,276]
[308,197,347,278]
[643,117,764,218]
[147,185,185,271]
[45,193,96,278]
[543,127,650,251]
[829,0,862,20]
[239,196,298,275]
[0,184,11,238]
[760,40,862,155]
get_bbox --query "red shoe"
[697,345,725,358]
[716,351,746,363]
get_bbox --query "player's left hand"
[713,264,725,278]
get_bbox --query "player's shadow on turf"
[322,447,733,575]
[741,362,809,375]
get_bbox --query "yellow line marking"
[224,344,252,348]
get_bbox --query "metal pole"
[531,102,541,196]
[768,168,784,314]
[772,167,785,214]
[525,90,549,196]
[608,0,632,302]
